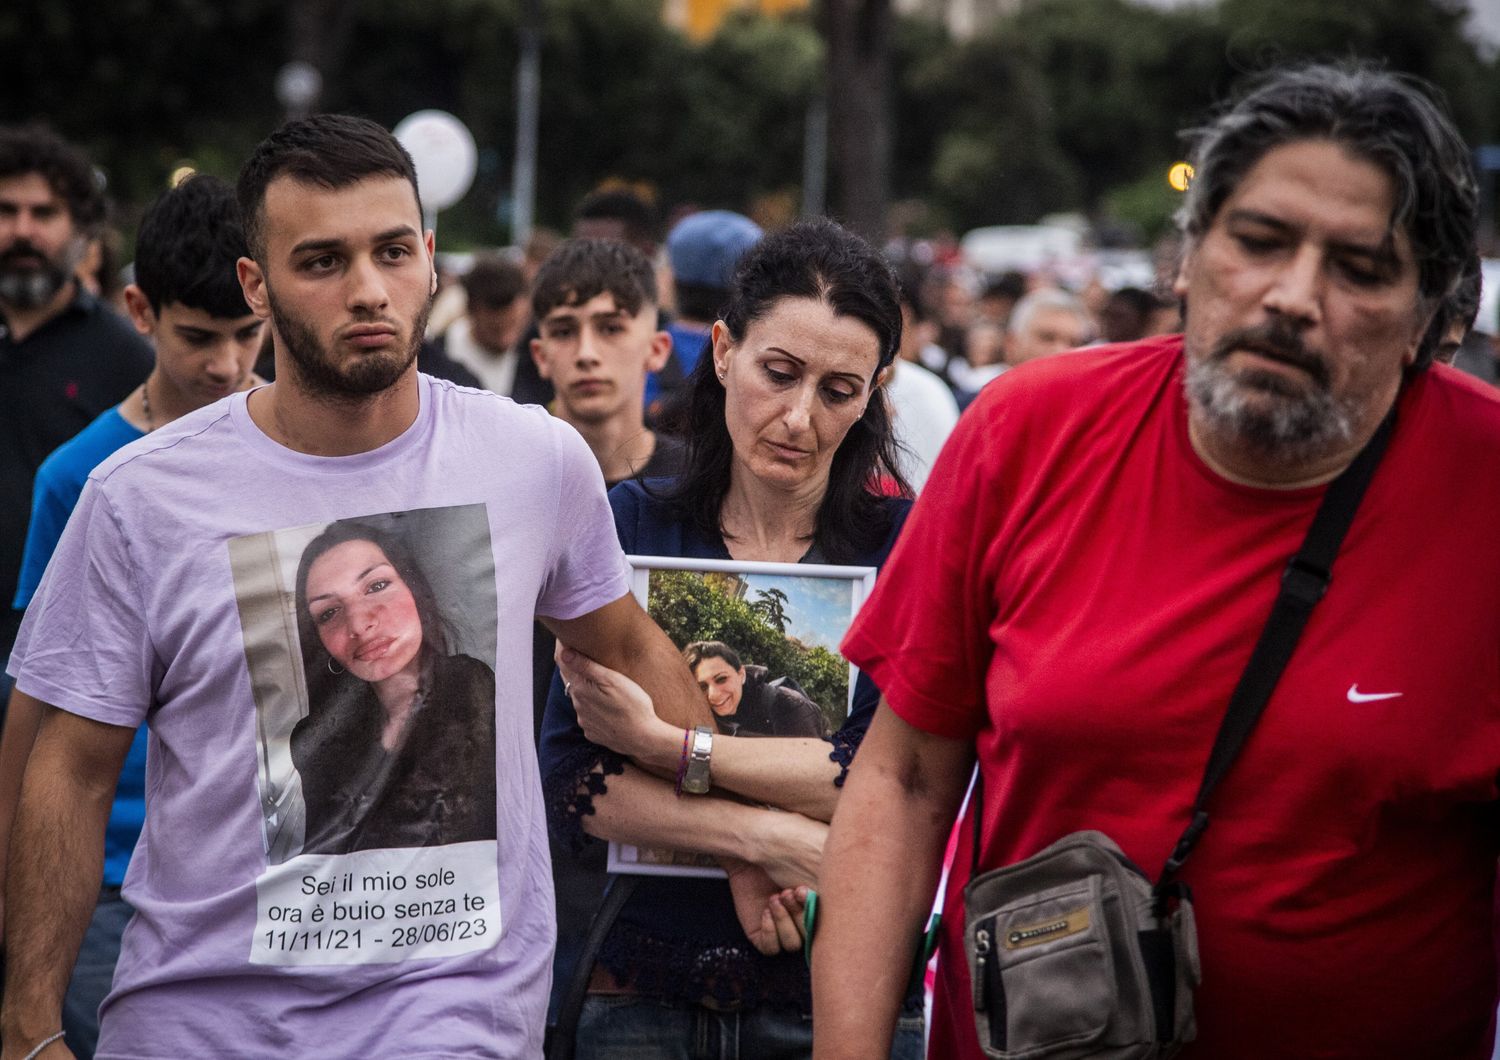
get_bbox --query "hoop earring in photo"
[328,658,344,675]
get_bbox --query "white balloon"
[393,110,478,213]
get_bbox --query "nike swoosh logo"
[1347,684,1403,704]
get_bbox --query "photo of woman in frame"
[290,517,497,855]
[683,640,831,739]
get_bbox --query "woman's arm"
[558,648,848,820]
[580,762,827,889]
[538,654,817,954]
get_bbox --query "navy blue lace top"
[538,478,911,1011]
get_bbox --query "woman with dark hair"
[683,640,830,738]
[291,518,497,855]
[540,219,921,1058]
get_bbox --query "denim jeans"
[61,888,133,1060]
[575,995,926,1060]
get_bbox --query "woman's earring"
[327,658,345,676]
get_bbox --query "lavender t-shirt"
[10,374,630,1059]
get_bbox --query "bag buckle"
[1161,810,1209,881]
[1281,558,1329,608]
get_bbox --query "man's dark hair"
[673,280,731,324]
[573,188,658,249]
[982,271,1027,305]
[531,238,657,321]
[134,175,252,318]
[1108,286,1164,319]
[1424,252,1483,363]
[236,114,420,262]
[1180,63,1478,368]
[0,125,106,232]
[660,219,909,564]
[461,255,526,310]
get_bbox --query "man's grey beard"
[1184,354,1355,464]
[0,237,85,310]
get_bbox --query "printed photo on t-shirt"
[228,504,503,966]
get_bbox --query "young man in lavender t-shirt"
[0,115,707,1060]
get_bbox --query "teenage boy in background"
[0,173,263,1059]
[530,238,685,487]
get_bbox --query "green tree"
[748,587,790,633]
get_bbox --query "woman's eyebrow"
[306,563,392,604]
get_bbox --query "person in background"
[435,254,534,397]
[1431,255,1495,383]
[529,239,684,487]
[525,236,690,1039]
[976,271,1026,329]
[0,126,152,697]
[1100,285,1168,344]
[947,319,1007,407]
[573,186,660,259]
[1002,287,1091,366]
[540,219,923,1060]
[885,283,959,491]
[663,209,762,382]
[0,172,263,1060]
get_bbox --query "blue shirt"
[15,405,147,887]
[539,478,911,1009]
[665,321,712,376]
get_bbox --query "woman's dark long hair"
[658,219,911,562]
[294,519,451,708]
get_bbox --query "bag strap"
[1153,409,1396,892]
[967,410,1396,890]
[546,873,639,1060]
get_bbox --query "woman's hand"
[748,807,828,889]
[725,861,808,955]
[557,646,680,769]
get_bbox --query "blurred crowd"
[3,85,1500,1060]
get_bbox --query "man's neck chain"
[141,378,156,432]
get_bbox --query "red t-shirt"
[843,336,1500,1059]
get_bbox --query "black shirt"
[0,288,153,649]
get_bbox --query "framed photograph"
[607,555,876,878]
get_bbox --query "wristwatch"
[681,725,714,795]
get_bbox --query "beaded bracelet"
[672,727,692,797]
[22,1031,66,1060]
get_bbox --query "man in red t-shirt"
[812,64,1495,1060]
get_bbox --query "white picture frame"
[606,555,876,878]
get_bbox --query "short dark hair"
[1180,63,1478,368]
[659,219,909,564]
[573,188,658,249]
[682,640,743,673]
[1107,286,1163,319]
[531,238,657,321]
[133,175,252,318]
[1425,252,1483,363]
[461,255,526,310]
[0,125,105,232]
[237,114,420,262]
[982,272,1027,305]
[672,279,731,323]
